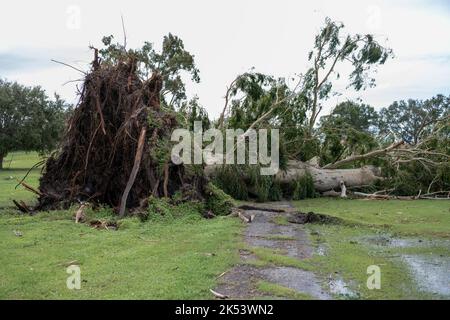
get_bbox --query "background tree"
[319,101,379,166]
[302,17,392,136]
[178,96,210,131]
[379,94,449,145]
[219,17,392,162]
[100,33,200,109]
[0,79,68,169]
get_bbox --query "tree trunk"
[205,160,383,193]
[275,160,382,192]
[0,153,4,170]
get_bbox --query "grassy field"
[0,207,241,299]
[1,152,449,299]
[0,151,42,208]
[295,198,450,238]
[293,198,450,299]
[0,152,242,299]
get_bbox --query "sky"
[1,0,449,119]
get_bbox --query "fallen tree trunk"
[275,160,383,192]
[205,160,383,193]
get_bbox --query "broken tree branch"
[119,127,147,217]
[51,59,87,75]
[323,140,405,169]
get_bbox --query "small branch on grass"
[75,203,87,223]
[210,289,228,299]
[13,200,32,214]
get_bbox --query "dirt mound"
[37,52,206,214]
[287,211,342,224]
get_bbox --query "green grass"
[0,152,244,299]
[271,216,290,226]
[1,154,448,300]
[257,280,314,300]
[292,198,450,299]
[247,246,314,271]
[308,224,430,299]
[0,208,242,299]
[294,198,450,238]
[0,152,43,208]
[263,235,297,241]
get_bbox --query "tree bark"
[0,153,4,170]
[205,160,383,193]
[275,160,382,192]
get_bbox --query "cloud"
[1,0,449,118]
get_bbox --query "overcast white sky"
[1,0,449,119]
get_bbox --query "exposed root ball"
[37,53,205,213]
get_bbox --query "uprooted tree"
[16,19,448,212]
[38,52,197,213]
[31,41,233,216]
[211,18,449,198]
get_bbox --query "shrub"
[269,180,283,201]
[212,165,248,200]
[204,182,235,216]
[248,166,274,202]
[291,172,316,200]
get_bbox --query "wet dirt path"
[215,202,331,299]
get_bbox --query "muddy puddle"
[362,235,450,249]
[361,234,450,298]
[261,267,331,299]
[401,254,450,297]
[328,278,359,299]
[216,203,332,299]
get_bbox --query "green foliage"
[178,96,210,130]
[100,33,200,109]
[0,80,68,168]
[269,180,283,201]
[144,196,206,223]
[248,166,274,202]
[147,196,173,218]
[212,166,248,200]
[204,182,235,216]
[379,94,449,145]
[291,172,316,200]
[319,101,379,166]
[212,165,284,202]
[305,18,392,93]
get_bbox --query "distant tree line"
[0,79,70,169]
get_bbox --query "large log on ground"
[275,160,382,192]
[205,160,383,192]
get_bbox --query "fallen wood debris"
[75,203,87,223]
[352,190,450,200]
[209,288,228,299]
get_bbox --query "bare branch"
[323,140,405,169]
[51,59,87,75]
